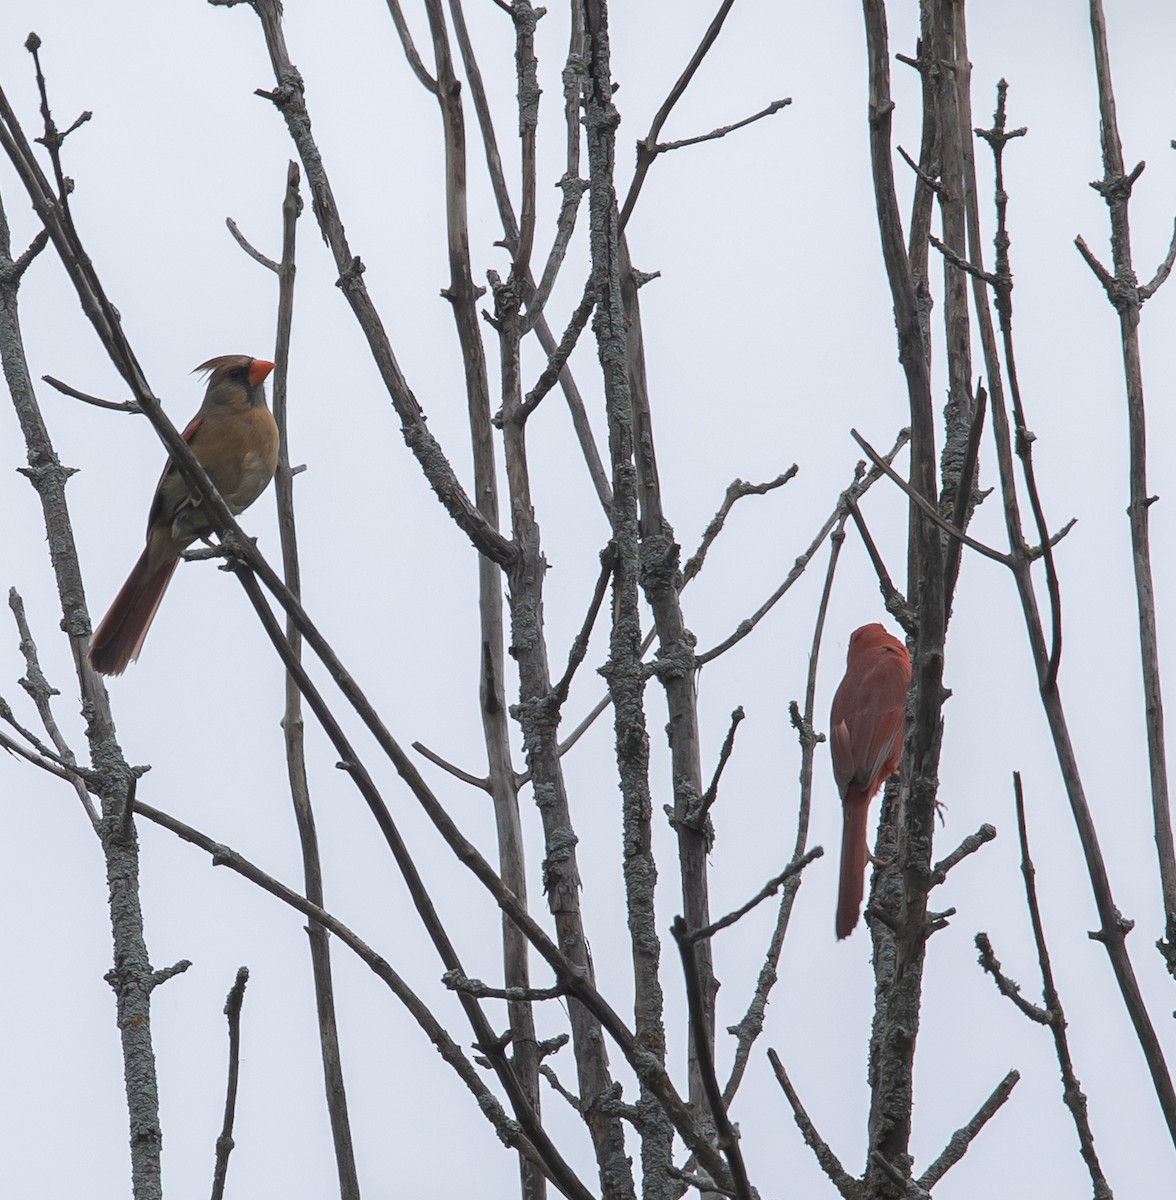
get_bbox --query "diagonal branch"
[619,0,736,228]
[209,0,516,568]
[916,1070,1019,1191]
[681,468,798,586]
[851,428,1010,565]
[696,427,912,665]
[652,97,791,155]
[133,799,574,1191]
[40,373,140,413]
[672,918,753,1200]
[767,1049,855,1199]
[1010,773,1112,1197]
[685,848,824,943]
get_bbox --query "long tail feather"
[89,549,178,675]
[836,791,871,940]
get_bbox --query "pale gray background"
[2,1,1175,1196]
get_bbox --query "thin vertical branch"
[927,0,977,615]
[445,0,611,511]
[623,230,717,1179]
[963,75,1176,1147]
[210,967,250,1200]
[903,7,937,358]
[262,161,363,1200]
[1010,776,1113,1200]
[418,6,545,1196]
[508,0,540,288]
[672,918,753,1200]
[1082,0,1176,972]
[972,85,1062,691]
[722,517,848,1106]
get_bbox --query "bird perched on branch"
[829,623,911,939]
[89,355,278,676]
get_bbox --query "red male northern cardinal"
[829,623,911,939]
[89,355,278,676]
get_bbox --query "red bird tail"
[89,549,179,676]
[837,790,871,940]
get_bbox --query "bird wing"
[830,654,909,797]
[145,413,203,536]
[829,717,856,797]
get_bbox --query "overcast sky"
[3,1,1176,1197]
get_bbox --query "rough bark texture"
[861,2,948,1193]
[0,193,164,1200]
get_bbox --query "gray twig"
[975,932,1049,1024]
[767,1049,855,1198]
[917,1069,1020,1191]
[224,217,278,272]
[692,706,745,828]
[41,373,140,413]
[696,427,911,664]
[210,967,250,1200]
[850,428,1009,565]
[411,740,491,790]
[652,97,791,155]
[685,848,824,943]
[1010,773,1112,1197]
[681,468,798,586]
[444,971,566,1003]
[672,917,754,1200]
[930,823,996,886]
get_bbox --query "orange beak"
[248,359,276,387]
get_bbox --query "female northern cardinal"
[829,623,911,939]
[89,355,278,676]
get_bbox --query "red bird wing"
[829,626,910,938]
[145,412,203,535]
[830,645,910,799]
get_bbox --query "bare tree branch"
[1010,774,1112,1197]
[619,0,737,228]
[964,72,1176,1141]
[651,97,791,155]
[411,739,492,790]
[41,374,140,413]
[696,428,911,664]
[681,469,798,586]
[930,823,996,886]
[767,1049,855,1199]
[851,428,1010,566]
[1079,0,1176,978]
[672,917,753,1200]
[684,848,824,943]
[0,106,164,1196]
[133,798,575,1192]
[210,967,250,1200]
[916,1070,1020,1191]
